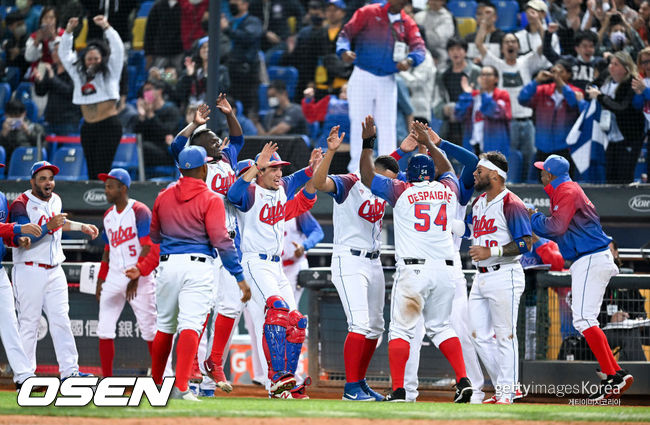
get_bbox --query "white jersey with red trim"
[206,161,238,232]
[102,199,151,273]
[10,191,65,265]
[282,218,306,262]
[469,189,531,267]
[453,203,468,251]
[329,172,386,252]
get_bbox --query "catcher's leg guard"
[263,296,292,388]
[285,310,307,375]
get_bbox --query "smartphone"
[10,118,22,130]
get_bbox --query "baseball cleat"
[203,358,233,393]
[269,372,296,395]
[495,396,512,405]
[383,387,406,402]
[513,388,523,400]
[453,377,473,403]
[61,370,94,381]
[269,390,293,399]
[15,378,47,394]
[359,378,384,401]
[482,395,498,404]
[170,386,202,402]
[589,376,611,401]
[342,381,374,401]
[613,369,634,398]
[189,357,203,383]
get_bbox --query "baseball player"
[227,142,319,399]
[0,162,43,391]
[530,155,633,400]
[394,129,486,404]
[170,96,251,394]
[359,119,472,403]
[312,123,411,401]
[463,151,532,404]
[95,168,160,377]
[282,213,324,307]
[9,161,99,379]
[149,145,249,401]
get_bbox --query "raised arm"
[475,17,489,59]
[59,18,79,77]
[94,15,124,79]
[359,115,378,188]
[312,126,344,193]
[413,121,453,175]
[170,104,210,162]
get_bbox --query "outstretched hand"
[65,17,79,33]
[426,125,442,146]
[193,104,211,126]
[361,115,376,140]
[257,142,278,169]
[93,15,109,29]
[215,93,233,115]
[412,121,431,145]
[309,148,323,170]
[326,125,346,152]
[399,131,418,153]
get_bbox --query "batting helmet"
[406,154,435,182]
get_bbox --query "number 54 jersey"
[370,172,459,261]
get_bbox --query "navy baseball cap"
[178,145,213,170]
[237,159,255,176]
[31,161,60,177]
[98,168,131,188]
[534,155,569,177]
[328,0,346,8]
[254,151,291,168]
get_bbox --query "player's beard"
[474,178,490,192]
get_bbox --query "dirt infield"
[1,417,649,425]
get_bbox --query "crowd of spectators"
[1,0,649,183]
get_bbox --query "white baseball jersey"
[329,172,386,252]
[206,160,238,232]
[370,173,459,261]
[10,191,65,265]
[468,189,532,267]
[101,199,152,273]
[282,218,306,262]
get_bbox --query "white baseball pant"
[0,268,33,383]
[331,247,385,339]
[468,263,525,399]
[284,257,309,307]
[155,254,215,335]
[97,270,157,341]
[570,249,619,333]
[12,263,79,378]
[347,66,397,173]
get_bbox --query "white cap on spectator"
[526,0,548,14]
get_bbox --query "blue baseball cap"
[534,155,569,177]
[254,151,291,168]
[328,0,346,8]
[98,168,131,188]
[178,145,213,170]
[237,159,255,176]
[31,161,60,177]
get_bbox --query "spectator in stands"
[634,0,650,45]
[465,1,504,63]
[519,59,582,179]
[144,0,184,71]
[400,49,436,124]
[254,79,308,135]
[118,66,138,134]
[433,37,480,145]
[544,27,604,91]
[59,15,124,180]
[250,0,305,52]
[33,36,81,136]
[227,95,258,135]
[302,85,349,149]
[224,0,263,115]
[177,37,228,110]
[0,99,42,162]
[135,79,182,169]
[3,11,31,80]
[548,0,585,55]
[15,0,40,34]
[586,51,645,183]
[632,48,650,174]
[455,65,512,155]
[613,0,639,25]
[149,65,182,107]
[597,11,644,60]
[477,20,545,181]
[82,0,138,42]
[180,0,209,52]
[516,0,560,57]
[413,0,455,64]
[24,7,62,78]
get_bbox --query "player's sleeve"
[296,211,324,251]
[9,198,48,244]
[406,18,426,67]
[439,140,477,204]
[136,237,160,277]
[534,238,565,271]
[281,167,313,199]
[328,173,359,204]
[390,147,406,162]
[336,7,366,56]
[438,171,460,199]
[149,198,162,244]
[503,193,533,253]
[530,185,577,237]
[206,196,245,282]
[170,135,189,164]
[227,177,257,212]
[480,91,511,120]
[223,134,245,162]
[462,205,473,239]
[133,202,152,239]
[100,229,109,244]
[285,189,317,221]
[370,175,408,207]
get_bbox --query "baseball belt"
[403,258,453,266]
[350,249,380,259]
[159,255,207,263]
[478,264,501,273]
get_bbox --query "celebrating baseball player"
[227,142,319,399]
[530,155,633,400]
[0,162,43,391]
[95,168,160,377]
[149,145,248,401]
[360,119,473,403]
[9,161,99,379]
[463,151,531,404]
[312,123,405,402]
[171,95,251,394]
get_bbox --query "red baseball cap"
[0,163,5,168]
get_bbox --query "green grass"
[0,392,649,422]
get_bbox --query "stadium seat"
[52,146,88,181]
[74,18,89,50]
[132,17,147,50]
[23,99,41,123]
[112,141,139,174]
[258,83,270,121]
[0,82,12,115]
[266,49,285,67]
[5,66,21,90]
[0,145,5,179]
[137,1,155,17]
[495,0,520,32]
[507,150,523,183]
[268,66,299,101]
[14,82,33,101]
[7,147,47,180]
[447,1,478,18]
[456,17,477,38]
